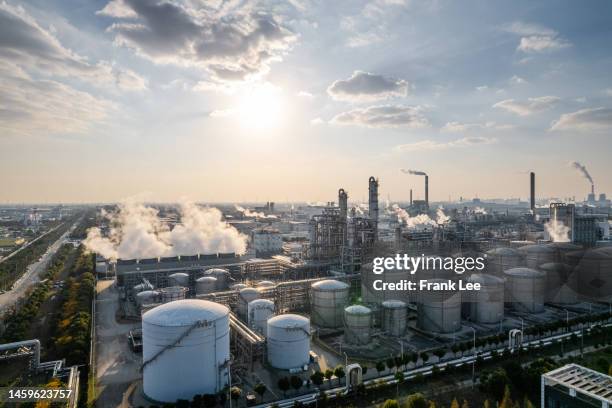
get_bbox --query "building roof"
[543,364,612,402]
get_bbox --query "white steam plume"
[234,205,277,219]
[544,219,570,243]
[436,207,451,224]
[84,201,248,260]
[473,206,488,215]
[570,161,594,187]
[400,168,427,176]
[392,204,435,230]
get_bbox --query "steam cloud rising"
[84,201,248,260]
[570,161,594,187]
[400,168,427,176]
[234,205,277,219]
[545,219,571,243]
[391,204,450,229]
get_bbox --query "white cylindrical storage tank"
[230,283,248,291]
[417,279,461,333]
[538,263,578,304]
[195,276,218,295]
[160,286,188,303]
[311,279,350,328]
[257,280,276,289]
[204,268,230,290]
[486,247,523,275]
[518,244,556,269]
[467,274,504,323]
[344,305,372,345]
[267,314,310,369]
[248,299,275,336]
[504,267,546,313]
[142,299,230,403]
[238,288,259,319]
[137,290,159,306]
[382,300,407,336]
[168,272,189,287]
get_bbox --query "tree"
[230,387,241,403]
[404,393,429,408]
[480,368,510,402]
[394,371,404,383]
[461,400,469,408]
[254,383,267,402]
[310,371,324,387]
[387,357,396,372]
[381,399,400,408]
[376,361,386,375]
[420,352,430,365]
[361,365,368,376]
[450,399,460,408]
[324,369,334,386]
[278,377,290,396]
[202,394,216,408]
[433,348,445,362]
[498,386,515,408]
[290,376,302,393]
[334,366,345,385]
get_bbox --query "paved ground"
[94,280,141,408]
[0,222,76,314]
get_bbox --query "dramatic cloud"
[101,0,296,82]
[327,71,408,101]
[502,21,571,53]
[394,136,496,152]
[493,96,560,116]
[550,107,612,131]
[331,105,428,128]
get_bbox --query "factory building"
[251,227,283,257]
[541,364,612,408]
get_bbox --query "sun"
[237,84,284,130]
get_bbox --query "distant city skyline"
[1,0,611,203]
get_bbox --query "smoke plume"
[544,219,570,243]
[570,161,594,187]
[84,201,248,260]
[234,205,277,219]
[400,168,427,176]
[436,207,451,224]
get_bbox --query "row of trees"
[1,243,73,342]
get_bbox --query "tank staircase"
[141,320,208,371]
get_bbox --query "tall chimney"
[425,175,429,209]
[368,176,379,241]
[530,172,535,213]
[338,188,348,220]
[591,184,595,195]
[410,189,413,206]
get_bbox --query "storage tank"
[142,299,230,402]
[238,288,259,318]
[538,263,578,304]
[518,244,556,269]
[168,272,189,287]
[257,280,276,289]
[504,267,545,313]
[247,299,275,336]
[160,286,188,303]
[267,314,310,369]
[195,276,218,295]
[136,290,159,306]
[417,279,461,333]
[133,281,154,293]
[467,274,504,323]
[344,305,372,345]
[361,261,417,304]
[545,242,582,264]
[486,247,523,275]
[230,283,248,291]
[574,248,612,302]
[204,268,230,290]
[382,300,407,336]
[311,280,350,328]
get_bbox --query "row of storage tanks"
[142,298,311,403]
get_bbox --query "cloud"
[501,21,571,53]
[331,105,428,128]
[550,107,612,131]
[297,90,314,98]
[327,71,408,101]
[101,0,296,82]
[493,96,560,116]
[509,75,526,85]
[310,117,324,125]
[394,136,496,152]
[441,121,513,132]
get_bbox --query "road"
[0,221,77,314]
[252,322,612,408]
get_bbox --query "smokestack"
[410,189,413,206]
[338,188,348,220]
[368,176,379,240]
[425,175,429,209]
[591,184,595,195]
[530,172,535,213]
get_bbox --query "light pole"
[470,326,476,388]
[564,309,569,331]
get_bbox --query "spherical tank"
[504,267,546,313]
[344,305,372,345]
[142,299,230,403]
[381,300,407,336]
[136,290,159,306]
[311,280,350,328]
[168,272,190,287]
[466,274,504,323]
[204,268,230,290]
[195,276,218,295]
[417,279,462,333]
[248,299,275,336]
[238,287,259,319]
[518,244,556,269]
[267,314,310,369]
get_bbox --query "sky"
[0,0,611,204]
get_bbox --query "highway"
[252,322,612,408]
[0,220,78,314]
